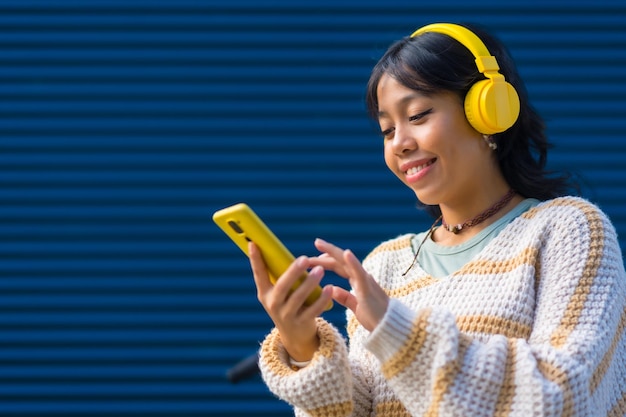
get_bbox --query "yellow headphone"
[411,23,520,135]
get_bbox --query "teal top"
[411,198,540,278]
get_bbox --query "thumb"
[248,241,274,294]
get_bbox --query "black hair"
[366,23,578,217]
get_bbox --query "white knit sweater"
[259,197,626,417]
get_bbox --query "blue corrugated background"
[0,0,624,415]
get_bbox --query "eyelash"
[409,108,432,122]
[381,127,394,138]
[380,108,433,139]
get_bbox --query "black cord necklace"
[402,215,442,277]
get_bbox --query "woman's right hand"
[248,241,333,362]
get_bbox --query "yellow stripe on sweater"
[607,389,626,417]
[364,235,413,261]
[260,318,336,377]
[590,305,626,394]
[536,359,575,417]
[494,339,517,417]
[375,400,412,417]
[456,315,531,339]
[349,301,532,345]
[520,198,606,349]
[381,308,432,380]
[305,401,353,417]
[384,246,539,300]
[424,337,471,416]
[456,246,539,276]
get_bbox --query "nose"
[390,125,417,155]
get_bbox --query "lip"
[400,158,437,183]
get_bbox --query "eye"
[380,127,395,140]
[409,108,433,123]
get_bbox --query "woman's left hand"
[308,238,389,332]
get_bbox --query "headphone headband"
[411,23,498,72]
[410,23,520,134]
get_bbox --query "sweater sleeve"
[258,317,358,416]
[364,198,626,416]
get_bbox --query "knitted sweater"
[259,197,626,417]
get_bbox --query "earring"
[483,134,498,150]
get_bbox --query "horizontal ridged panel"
[0,1,624,416]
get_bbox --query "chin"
[412,190,437,206]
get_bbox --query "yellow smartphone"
[212,203,332,310]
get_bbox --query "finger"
[283,264,325,311]
[342,249,368,290]
[331,286,358,312]
[301,284,335,319]
[307,253,339,270]
[248,241,274,296]
[314,238,345,261]
[312,239,352,278]
[271,255,310,299]
[343,249,389,330]
[343,249,364,275]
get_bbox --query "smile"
[405,159,436,176]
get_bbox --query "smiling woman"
[247,22,626,417]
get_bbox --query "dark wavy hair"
[365,23,577,217]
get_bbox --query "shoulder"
[518,195,620,253]
[361,234,416,281]
[363,234,414,263]
[525,195,606,218]
[520,196,612,232]
[489,196,620,264]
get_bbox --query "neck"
[434,187,522,244]
[439,182,510,223]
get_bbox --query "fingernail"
[309,265,323,278]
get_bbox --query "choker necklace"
[402,188,516,276]
[442,189,516,234]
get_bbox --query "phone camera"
[228,220,244,234]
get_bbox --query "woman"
[249,22,626,416]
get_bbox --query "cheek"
[383,146,406,183]
[383,143,398,173]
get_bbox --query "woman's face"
[377,73,494,207]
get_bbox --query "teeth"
[406,160,433,175]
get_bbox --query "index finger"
[313,238,345,260]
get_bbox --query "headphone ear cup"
[464,79,520,135]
